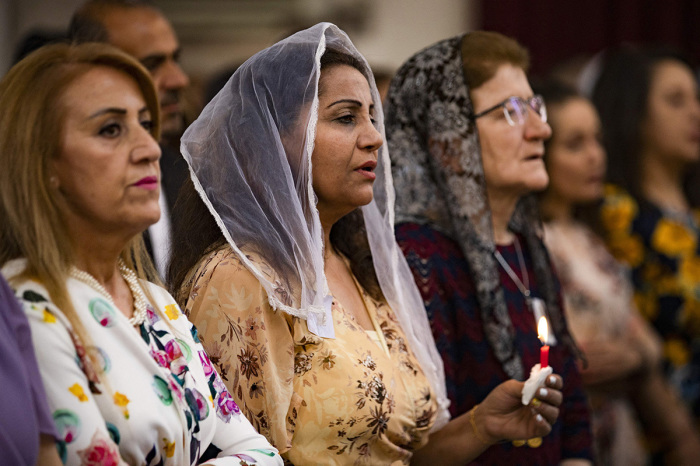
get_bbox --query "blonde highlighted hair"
[0,42,161,374]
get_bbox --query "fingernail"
[539,388,548,397]
[549,376,556,384]
[536,414,543,422]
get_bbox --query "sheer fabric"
[180,22,449,428]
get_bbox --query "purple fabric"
[0,274,57,465]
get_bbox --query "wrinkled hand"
[476,375,563,444]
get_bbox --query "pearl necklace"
[69,259,148,326]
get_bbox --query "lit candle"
[537,316,550,368]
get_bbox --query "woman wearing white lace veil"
[170,23,563,464]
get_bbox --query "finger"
[531,411,553,437]
[545,374,563,390]
[534,386,563,407]
[533,403,559,425]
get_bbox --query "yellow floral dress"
[600,184,700,420]
[180,246,438,465]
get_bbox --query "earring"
[49,175,59,188]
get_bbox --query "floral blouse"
[2,259,282,466]
[600,184,700,420]
[180,246,438,465]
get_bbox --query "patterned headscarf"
[385,34,575,379]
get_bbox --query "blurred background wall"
[1,0,697,105]
[0,0,475,79]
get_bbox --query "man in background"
[69,0,191,279]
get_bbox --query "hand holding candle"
[538,316,550,368]
[522,316,554,405]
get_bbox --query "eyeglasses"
[471,95,547,127]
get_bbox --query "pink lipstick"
[133,176,159,190]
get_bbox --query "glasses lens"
[531,95,547,123]
[503,97,526,126]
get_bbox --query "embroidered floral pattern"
[183,248,437,464]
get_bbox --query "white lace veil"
[180,22,449,429]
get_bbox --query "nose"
[133,127,162,163]
[359,119,384,152]
[157,60,190,92]
[524,111,552,141]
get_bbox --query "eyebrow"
[140,48,182,70]
[87,106,150,119]
[327,99,376,111]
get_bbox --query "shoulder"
[600,184,642,234]
[395,222,464,258]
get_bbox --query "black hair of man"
[68,0,157,44]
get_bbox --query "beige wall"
[2,0,476,79]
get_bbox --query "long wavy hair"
[591,45,696,203]
[0,42,161,373]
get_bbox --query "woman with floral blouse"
[0,42,281,465]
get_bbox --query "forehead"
[319,65,372,101]
[471,64,532,106]
[650,59,697,92]
[102,8,179,60]
[552,98,599,131]
[61,66,145,118]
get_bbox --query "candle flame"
[537,316,548,345]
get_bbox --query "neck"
[320,212,337,263]
[488,188,520,245]
[640,152,688,211]
[539,193,574,224]
[67,224,133,285]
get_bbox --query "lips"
[133,176,159,190]
[355,160,377,180]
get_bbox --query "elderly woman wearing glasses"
[385,31,594,464]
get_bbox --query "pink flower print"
[146,306,159,326]
[165,340,186,375]
[199,350,214,377]
[216,389,240,422]
[150,348,170,369]
[77,431,120,466]
[212,371,227,394]
[168,378,185,403]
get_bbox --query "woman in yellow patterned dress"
[591,45,700,424]
[169,23,565,465]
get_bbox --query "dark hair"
[534,78,605,234]
[320,48,384,301]
[168,46,384,302]
[591,44,696,201]
[69,0,157,44]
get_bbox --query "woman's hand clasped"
[473,374,563,445]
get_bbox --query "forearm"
[631,370,699,449]
[412,409,492,465]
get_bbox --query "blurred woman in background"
[538,79,700,465]
[591,45,700,425]
[0,42,280,465]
